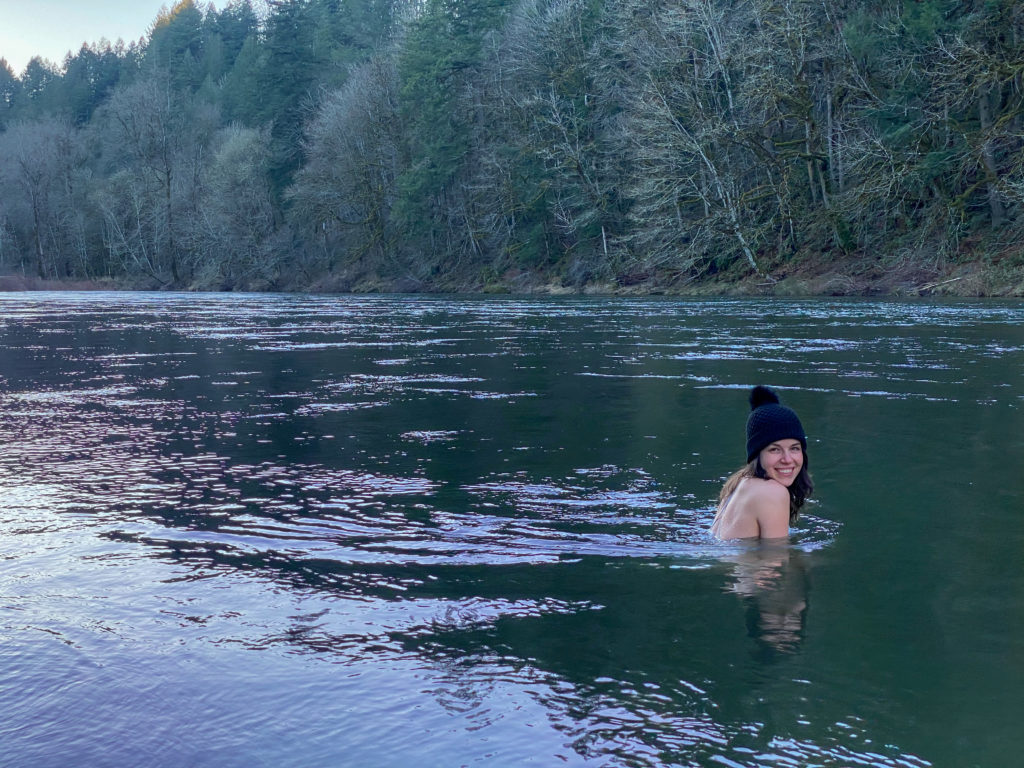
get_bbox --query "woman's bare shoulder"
[745,478,790,538]
[714,477,789,540]
[736,476,789,500]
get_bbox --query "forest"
[2,0,1024,295]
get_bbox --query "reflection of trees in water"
[722,546,809,662]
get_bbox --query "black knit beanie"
[745,385,806,462]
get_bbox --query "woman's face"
[759,439,804,486]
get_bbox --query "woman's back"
[711,477,791,540]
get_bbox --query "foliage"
[2,0,1024,290]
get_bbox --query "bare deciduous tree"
[288,56,404,280]
[0,117,86,278]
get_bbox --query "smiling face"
[758,439,804,486]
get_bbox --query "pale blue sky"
[0,1,220,76]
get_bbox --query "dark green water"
[1,293,1021,767]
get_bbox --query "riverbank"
[0,276,124,292]
[5,255,1024,297]
[719,252,1024,298]
[324,253,1024,297]
[657,254,1024,298]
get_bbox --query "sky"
[0,0,196,76]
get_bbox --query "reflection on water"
[3,292,1024,766]
[723,546,809,661]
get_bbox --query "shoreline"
[3,258,1022,298]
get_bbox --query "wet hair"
[718,449,813,523]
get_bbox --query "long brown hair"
[718,452,813,523]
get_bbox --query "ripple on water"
[2,293,996,768]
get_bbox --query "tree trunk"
[978,86,1005,227]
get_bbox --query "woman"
[710,385,813,540]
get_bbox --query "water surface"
[2,293,1022,767]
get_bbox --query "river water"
[1,292,1022,767]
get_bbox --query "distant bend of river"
[2,292,1023,767]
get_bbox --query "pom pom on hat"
[749,384,780,410]
[745,385,806,462]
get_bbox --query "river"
[1,292,1022,767]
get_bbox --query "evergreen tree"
[220,34,263,123]
[312,0,400,83]
[201,0,260,83]
[253,0,326,194]
[59,42,130,125]
[15,57,62,117]
[147,0,207,90]
[394,0,508,251]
